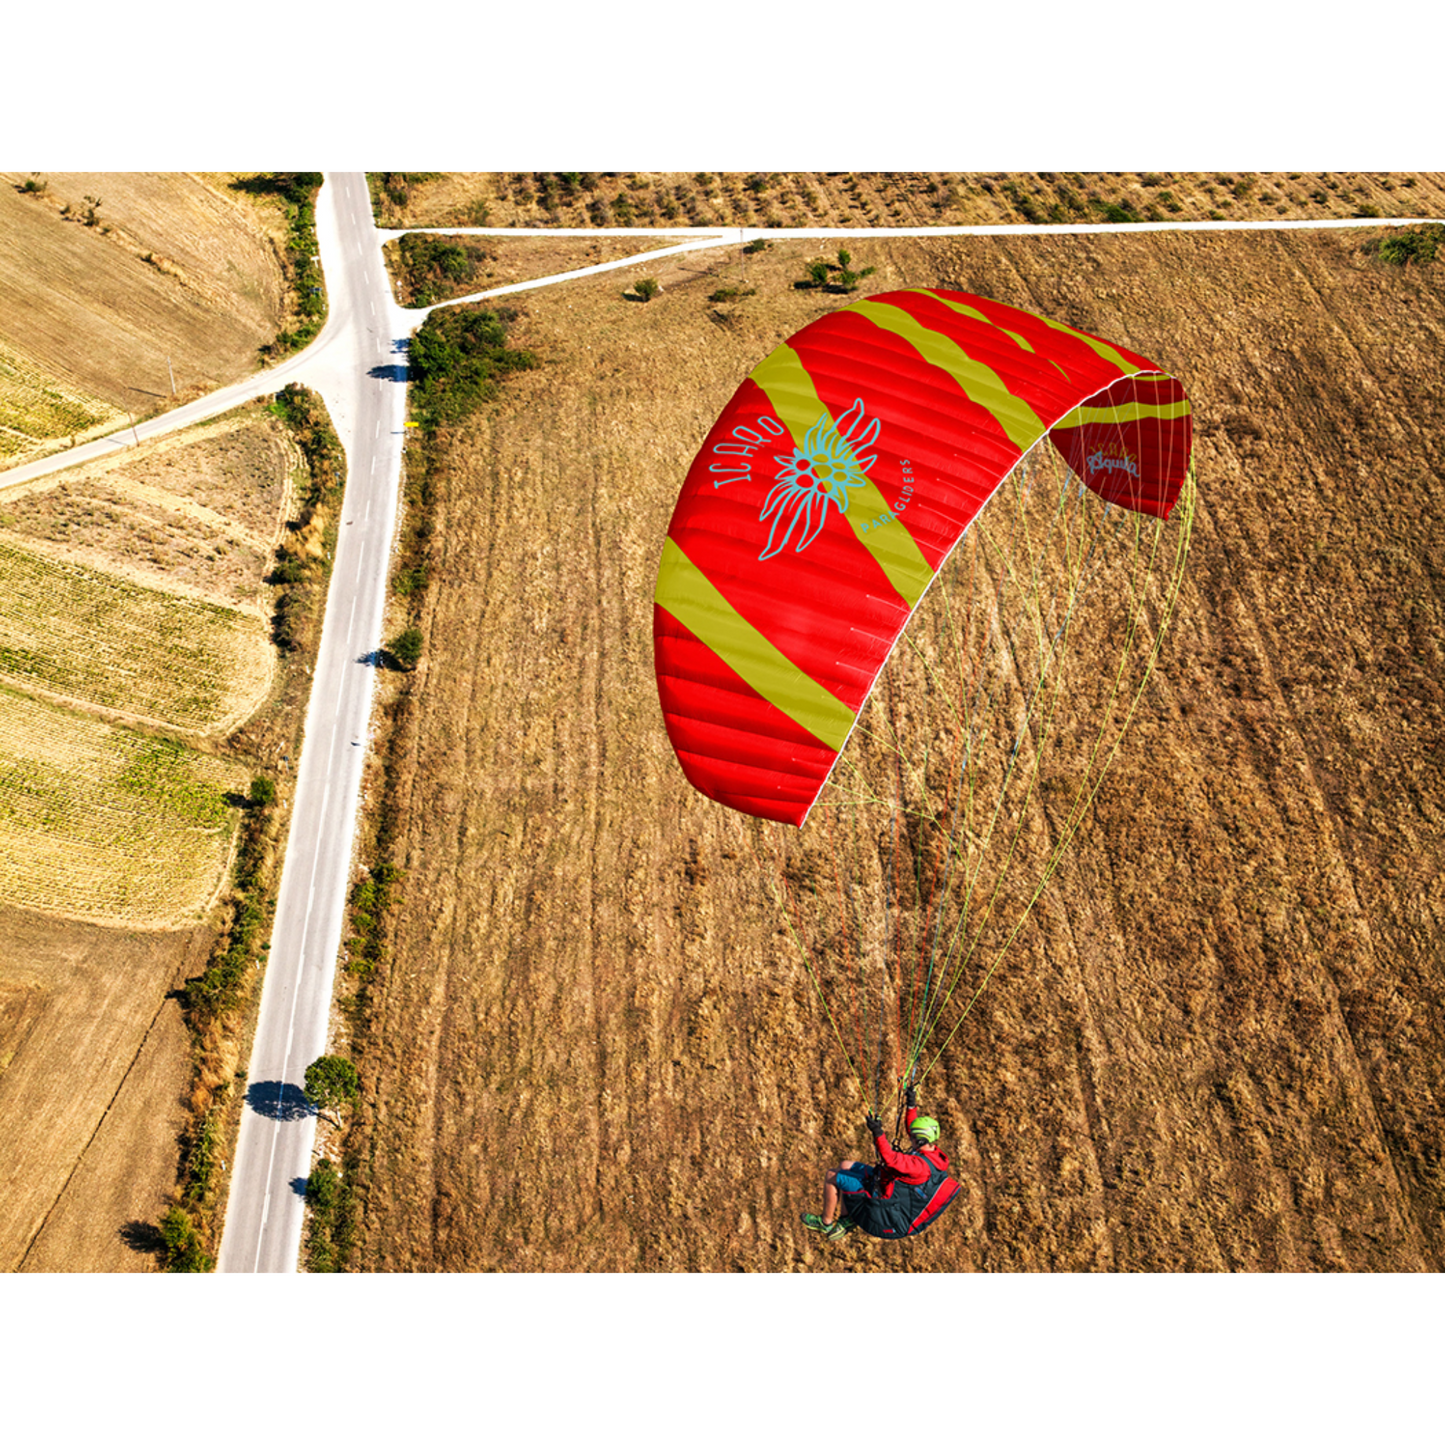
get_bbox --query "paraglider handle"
[891,1075,917,1140]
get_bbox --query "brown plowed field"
[343,222,1444,1272]
[0,906,210,1271]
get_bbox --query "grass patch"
[0,338,123,449]
[0,685,246,923]
[0,534,271,732]
[1363,223,1445,267]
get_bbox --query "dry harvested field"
[0,905,211,1270]
[0,534,273,733]
[0,172,286,466]
[0,390,307,1268]
[343,220,1444,1272]
[0,410,299,611]
[0,685,249,923]
[0,175,323,1273]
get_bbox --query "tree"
[249,776,276,809]
[390,626,423,669]
[159,1205,212,1271]
[304,1055,360,1126]
[802,258,831,288]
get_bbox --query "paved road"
[216,172,411,1273]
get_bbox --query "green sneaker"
[802,1213,856,1241]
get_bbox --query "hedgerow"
[407,306,538,429]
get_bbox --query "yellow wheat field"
[0,685,247,924]
[0,337,125,462]
[0,533,273,734]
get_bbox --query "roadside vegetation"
[266,383,344,652]
[392,232,494,307]
[367,172,447,220]
[302,1153,358,1270]
[234,174,326,361]
[406,305,538,429]
[302,305,537,1270]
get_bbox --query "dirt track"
[337,225,1443,1272]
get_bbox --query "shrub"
[306,1157,342,1211]
[408,306,537,430]
[1366,224,1444,266]
[159,1205,213,1272]
[629,278,661,302]
[1092,199,1139,224]
[389,626,423,668]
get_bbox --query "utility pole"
[167,357,176,396]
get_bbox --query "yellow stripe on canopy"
[1051,396,1193,428]
[655,536,857,752]
[850,298,1049,454]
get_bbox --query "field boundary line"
[391,215,1445,313]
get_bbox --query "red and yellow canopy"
[654,288,1192,824]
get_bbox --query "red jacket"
[871,1106,950,1197]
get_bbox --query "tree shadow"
[119,1219,165,1257]
[289,1176,310,1199]
[245,1079,313,1121]
[367,363,410,382]
[357,649,400,670]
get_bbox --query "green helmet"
[910,1115,940,1144]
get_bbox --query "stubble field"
[342,221,1444,1271]
[0,172,286,466]
[0,394,305,1269]
[0,404,299,934]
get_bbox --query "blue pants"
[835,1163,876,1195]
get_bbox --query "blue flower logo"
[758,398,880,560]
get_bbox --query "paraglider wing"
[654,288,1192,825]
